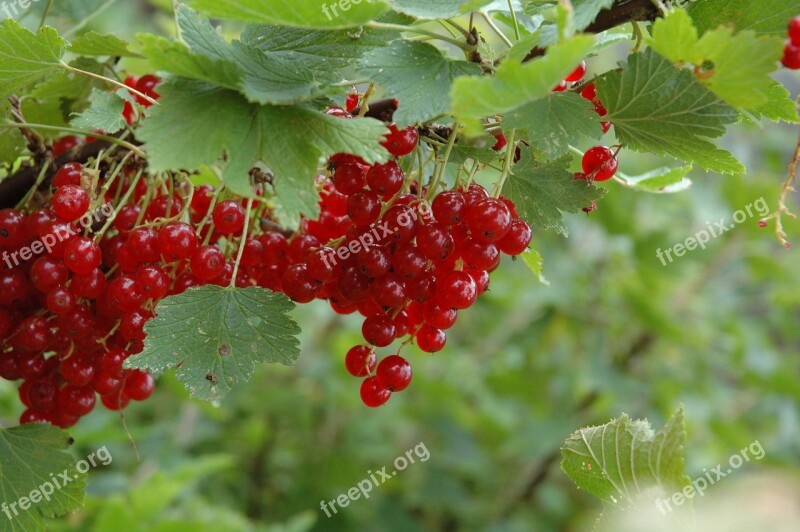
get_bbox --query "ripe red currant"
[788,16,800,46]
[52,184,89,221]
[382,124,418,157]
[63,236,102,275]
[157,222,198,262]
[582,146,619,182]
[190,245,226,281]
[212,200,246,234]
[345,345,376,377]
[366,161,404,199]
[375,355,412,392]
[360,376,391,407]
[53,163,83,187]
[361,315,397,347]
[565,60,587,82]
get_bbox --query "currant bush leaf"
[561,408,690,508]
[70,88,126,133]
[521,249,549,286]
[751,82,800,124]
[596,49,743,174]
[30,57,110,104]
[126,285,301,402]
[391,0,493,19]
[502,151,605,236]
[189,0,390,29]
[68,31,141,57]
[504,92,602,160]
[688,0,800,36]
[0,424,87,530]
[0,19,66,99]
[451,35,596,135]
[650,9,703,64]
[617,166,694,194]
[571,0,615,31]
[137,79,389,225]
[358,40,481,125]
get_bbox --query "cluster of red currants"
[782,16,800,70]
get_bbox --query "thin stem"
[230,200,254,287]
[506,0,521,40]
[493,129,516,197]
[38,0,54,30]
[480,11,513,48]
[762,130,800,249]
[443,19,471,38]
[0,122,145,158]
[63,64,158,106]
[17,161,51,209]
[427,123,459,200]
[367,22,471,50]
[95,169,143,241]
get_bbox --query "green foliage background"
[0,1,799,530]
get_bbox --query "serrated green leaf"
[189,0,390,28]
[30,57,109,103]
[70,88,126,132]
[571,0,614,31]
[68,31,141,57]
[126,285,301,401]
[617,165,693,194]
[137,79,389,225]
[358,40,481,125]
[240,23,400,85]
[0,99,25,163]
[502,151,604,236]
[521,249,549,285]
[751,81,799,124]
[650,9,702,64]
[561,408,690,508]
[448,144,500,166]
[0,424,87,530]
[0,19,66,99]
[688,0,800,36]
[391,0,492,18]
[596,49,743,174]
[451,35,596,135]
[504,92,601,159]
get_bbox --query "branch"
[522,0,661,62]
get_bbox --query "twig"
[762,130,800,249]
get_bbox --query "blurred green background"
[2,1,800,531]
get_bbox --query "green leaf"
[617,165,694,194]
[70,88,126,132]
[596,49,743,174]
[126,285,301,401]
[0,424,87,529]
[0,19,66,99]
[358,40,481,125]
[504,92,602,160]
[650,11,784,111]
[521,249,549,285]
[137,79,389,225]
[30,57,110,104]
[0,100,24,163]
[189,0,390,29]
[451,35,596,135]
[688,0,800,36]
[751,81,799,124]
[391,0,492,18]
[561,408,690,508]
[68,31,141,57]
[240,23,400,85]
[502,151,604,236]
[571,0,615,31]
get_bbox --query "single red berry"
[101,392,130,411]
[135,74,161,105]
[376,355,412,392]
[59,385,96,417]
[190,245,226,281]
[582,146,618,182]
[789,16,800,46]
[0,208,28,249]
[416,223,455,261]
[345,93,360,113]
[128,227,161,263]
[212,200,246,234]
[465,198,512,242]
[347,190,382,226]
[72,268,107,299]
[382,124,418,157]
[120,309,153,342]
[423,304,457,330]
[157,222,198,262]
[581,83,597,101]
[63,237,102,275]
[435,270,477,309]
[461,239,500,270]
[361,315,396,347]
[52,184,89,221]
[416,325,446,353]
[565,60,587,82]
[114,205,141,235]
[782,41,800,69]
[124,370,155,401]
[497,219,533,256]
[552,80,568,92]
[190,185,214,217]
[366,161,404,199]
[282,264,320,303]
[29,257,69,292]
[492,133,508,151]
[345,345,376,377]
[333,162,367,195]
[392,243,428,279]
[53,162,83,187]
[137,265,170,299]
[46,286,76,315]
[107,275,144,313]
[60,354,96,386]
[360,376,391,407]
[372,274,408,309]
[357,245,391,278]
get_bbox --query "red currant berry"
[345,345,376,377]
[382,124,418,156]
[212,200,246,234]
[107,275,144,313]
[190,245,226,281]
[372,274,408,309]
[124,370,155,400]
[366,161,404,199]
[392,243,428,279]
[333,162,367,195]
[0,208,28,248]
[582,146,618,182]
[46,286,76,315]
[282,264,320,303]
[461,239,500,270]
[63,236,102,275]
[93,369,123,396]
[345,93,360,113]
[432,191,467,226]
[376,355,412,392]
[135,74,161,105]
[465,198,512,242]
[72,268,107,299]
[60,354,96,386]
[357,245,391,278]
[581,83,597,101]
[347,190,382,226]
[782,41,800,69]
[789,16,800,46]
[30,257,69,292]
[136,265,170,299]
[492,133,508,151]
[157,222,198,262]
[497,219,532,256]
[360,376,391,407]
[52,184,89,221]
[361,315,397,347]
[423,303,457,330]
[120,309,153,342]
[53,162,83,187]
[416,223,455,261]
[565,60,587,82]
[59,385,96,416]
[416,325,446,353]
[435,271,477,309]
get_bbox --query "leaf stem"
[506,0,521,40]
[493,129,516,197]
[427,122,459,200]
[480,11,513,48]
[230,199,254,287]
[367,22,472,50]
[16,160,51,209]
[62,63,158,106]
[0,121,145,158]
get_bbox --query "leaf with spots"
[125,285,301,401]
[0,424,88,531]
[561,408,690,508]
